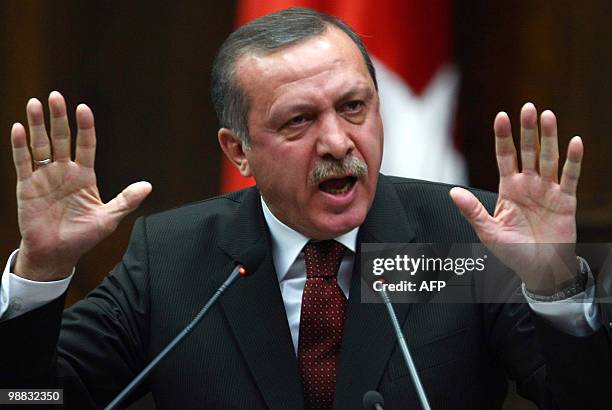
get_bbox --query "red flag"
[220,0,466,193]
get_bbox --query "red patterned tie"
[298,240,347,410]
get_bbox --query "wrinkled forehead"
[234,27,372,106]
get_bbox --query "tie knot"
[304,240,346,279]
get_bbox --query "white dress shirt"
[0,196,600,341]
[1,249,73,320]
[260,199,358,354]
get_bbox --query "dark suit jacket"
[1,175,611,409]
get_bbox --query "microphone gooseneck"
[104,242,267,410]
[378,286,432,410]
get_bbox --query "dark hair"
[210,7,377,146]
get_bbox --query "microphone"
[104,242,267,410]
[362,390,385,410]
[378,285,432,410]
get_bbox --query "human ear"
[218,128,252,177]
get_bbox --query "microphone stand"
[104,263,248,410]
[379,287,432,410]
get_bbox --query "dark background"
[1,2,610,409]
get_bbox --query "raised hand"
[11,91,152,281]
[450,103,583,294]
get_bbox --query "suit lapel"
[335,175,417,407]
[213,175,419,409]
[215,188,304,410]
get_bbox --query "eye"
[340,100,367,124]
[343,100,364,113]
[279,113,312,137]
[287,115,307,127]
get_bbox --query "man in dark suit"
[2,7,611,409]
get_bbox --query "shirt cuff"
[1,249,74,321]
[524,260,600,337]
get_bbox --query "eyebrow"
[268,102,316,124]
[337,84,374,102]
[267,83,375,123]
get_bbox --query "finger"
[449,187,495,242]
[559,136,583,196]
[494,112,518,177]
[49,91,71,162]
[74,104,96,168]
[101,182,153,230]
[539,110,559,182]
[11,123,33,180]
[26,98,52,161]
[519,102,539,173]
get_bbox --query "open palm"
[11,92,151,281]
[450,103,583,293]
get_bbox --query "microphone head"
[235,242,267,276]
[362,390,384,409]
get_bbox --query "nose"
[315,113,355,159]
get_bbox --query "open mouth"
[318,176,357,195]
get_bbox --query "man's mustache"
[308,156,368,186]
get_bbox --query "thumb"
[449,187,493,240]
[104,181,153,223]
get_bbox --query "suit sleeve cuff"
[1,249,74,320]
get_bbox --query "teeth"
[325,183,351,195]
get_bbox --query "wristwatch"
[523,256,590,302]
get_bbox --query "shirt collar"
[260,196,358,281]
